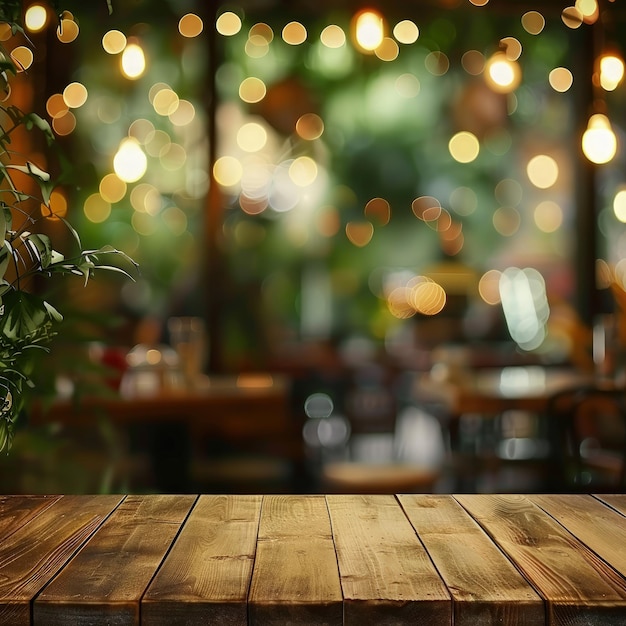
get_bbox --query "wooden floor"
[1,493,626,625]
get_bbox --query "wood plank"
[456,494,626,626]
[34,494,196,626]
[0,495,62,542]
[531,494,626,580]
[597,494,626,516]
[399,494,544,626]
[142,495,262,626]
[248,495,343,625]
[327,495,451,625]
[0,494,123,626]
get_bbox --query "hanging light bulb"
[582,113,617,164]
[484,51,521,93]
[352,9,384,53]
[599,52,625,91]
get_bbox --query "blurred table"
[414,366,594,491]
[2,493,626,624]
[415,365,592,416]
[30,374,303,492]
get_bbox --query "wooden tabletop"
[415,366,593,416]
[1,494,626,625]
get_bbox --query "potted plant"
[0,1,135,452]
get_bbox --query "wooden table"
[28,375,304,492]
[2,494,626,625]
[415,365,592,416]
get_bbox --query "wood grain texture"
[399,494,543,626]
[597,494,626,516]
[34,494,195,626]
[0,494,122,626]
[327,495,450,625]
[0,495,62,542]
[531,494,626,578]
[456,494,626,626]
[142,494,262,626]
[248,495,343,625]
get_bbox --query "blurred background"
[2,0,626,495]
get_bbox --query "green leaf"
[0,240,13,281]
[4,162,51,182]
[0,290,54,341]
[24,233,52,269]
[21,113,55,145]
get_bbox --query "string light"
[582,113,617,164]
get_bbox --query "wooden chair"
[546,385,626,492]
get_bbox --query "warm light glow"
[179,13,203,38]
[43,189,68,219]
[152,88,179,116]
[534,200,563,232]
[239,77,266,103]
[501,37,522,61]
[576,0,599,23]
[582,113,617,164]
[320,25,346,48]
[375,37,399,62]
[364,197,391,226]
[24,5,48,32]
[353,10,384,52]
[214,156,243,187]
[282,21,307,45]
[52,111,76,136]
[346,221,374,247]
[249,23,274,43]
[393,20,419,45]
[521,11,545,35]
[289,157,318,187]
[10,47,34,71]
[526,154,559,188]
[599,54,625,91]
[169,100,195,126]
[562,6,584,29]
[113,138,148,182]
[485,52,521,93]
[449,131,480,163]
[296,113,324,140]
[102,30,126,54]
[409,279,446,315]
[479,270,502,305]
[549,67,574,92]
[237,122,267,152]
[100,173,127,203]
[121,42,146,79]
[57,17,79,43]
[412,196,442,222]
[216,12,242,36]
[614,188,626,223]
[63,82,88,108]
[83,193,111,224]
[46,93,68,118]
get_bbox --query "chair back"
[547,385,626,492]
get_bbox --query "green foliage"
[0,3,135,452]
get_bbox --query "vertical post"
[573,24,599,327]
[202,2,225,372]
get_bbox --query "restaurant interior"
[1,0,626,496]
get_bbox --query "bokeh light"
[526,154,559,188]
[179,13,203,38]
[24,4,48,32]
[102,30,126,54]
